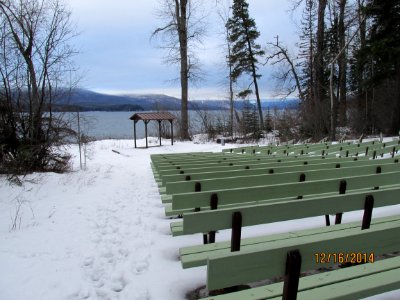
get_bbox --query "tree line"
[1,0,399,175]
[0,0,78,175]
[153,0,400,141]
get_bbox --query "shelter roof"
[129,112,176,121]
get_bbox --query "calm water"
[70,111,225,140]
[69,108,294,140]
[74,111,139,139]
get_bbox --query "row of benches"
[151,139,400,299]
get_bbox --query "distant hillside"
[55,89,299,112]
[55,89,181,111]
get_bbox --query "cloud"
[69,0,298,98]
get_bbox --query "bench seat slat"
[182,185,400,234]
[202,256,400,300]
[160,158,399,186]
[180,214,400,268]
[159,156,368,177]
[207,219,400,290]
[161,195,172,203]
[172,171,400,211]
[165,162,400,194]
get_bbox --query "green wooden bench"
[165,160,400,195]
[178,186,400,267]
[221,145,259,154]
[224,139,398,158]
[166,170,400,217]
[151,141,399,179]
[203,216,400,299]
[153,141,374,169]
[152,146,400,299]
[158,158,398,201]
[158,157,399,188]
[155,156,370,178]
[262,140,398,158]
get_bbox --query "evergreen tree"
[227,0,265,129]
[297,0,317,137]
[241,100,260,139]
[355,0,400,134]
[264,107,273,132]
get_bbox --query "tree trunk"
[176,0,190,140]
[314,0,327,104]
[246,36,264,130]
[313,0,328,137]
[394,57,400,133]
[357,0,367,128]
[252,64,264,130]
[227,24,234,137]
[229,63,234,138]
[338,0,347,127]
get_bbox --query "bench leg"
[208,231,216,243]
[283,250,302,300]
[335,213,343,224]
[203,232,216,244]
[362,195,374,230]
[325,214,330,226]
[231,212,242,252]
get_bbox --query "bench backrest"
[183,185,400,234]
[158,156,370,177]
[160,157,399,185]
[166,161,400,194]
[171,170,400,211]
[207,218,400,290]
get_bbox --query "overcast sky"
[68,0,299,99]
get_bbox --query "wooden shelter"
[129,112,176,148]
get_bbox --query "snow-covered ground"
[1,137,399,300]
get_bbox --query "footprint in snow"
[132,260,149,275]
[110,273,128,293]
[83,256,94,267]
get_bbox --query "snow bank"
[0,138,399,300]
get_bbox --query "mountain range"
[55,88,299,112]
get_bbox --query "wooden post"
[325,215,331,226]
[335,180,347,224]
[170,120,174,145]
[299,173,306,182]
[283,250,302,300]
[362,195,374,230]
[145,120,148,148]
[134,120,137,148]
[158,120,162,146]
[231,212,242,252]
[208,194,218,243]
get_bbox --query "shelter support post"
[158,120,162,146]
[134,120,137,148]
[145,120,149,148]
[170,120,174,145]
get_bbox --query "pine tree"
[227,0,265,130]
[241,100,260,139]
[297,0,317,137]
[355,0,400,134]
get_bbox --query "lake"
[69,107,294,140]
[70,111,229,140]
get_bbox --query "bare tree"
[216,0,235,137]
[265,36,305,102]
[152,0,205,140]
[0,0,78,174]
